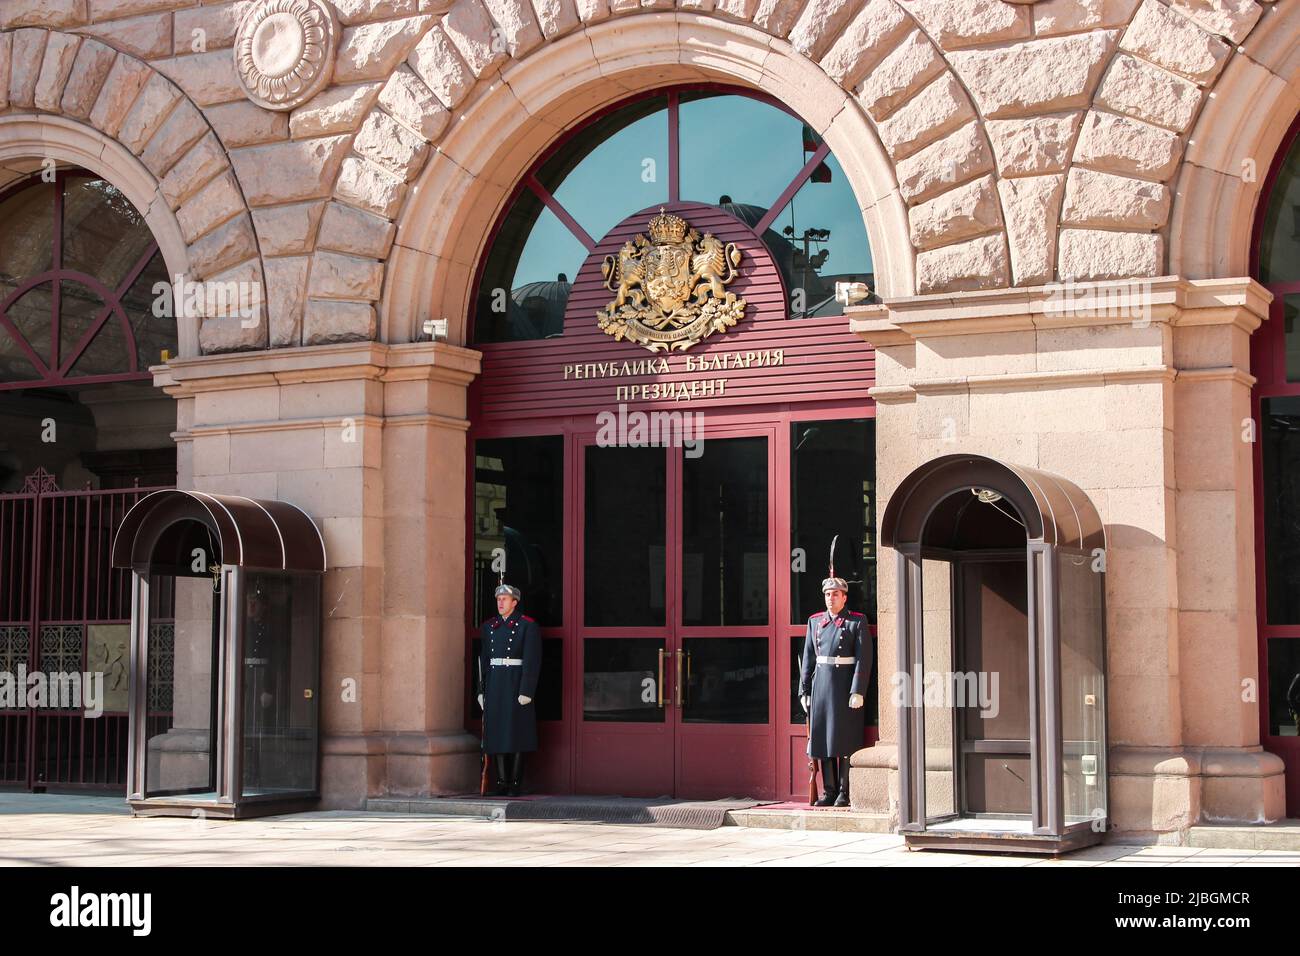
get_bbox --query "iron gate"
[0,468,174,791]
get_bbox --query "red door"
[574,428,779,799]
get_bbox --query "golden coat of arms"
[597,209,746,352]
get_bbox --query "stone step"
[366,794,759,829]
[724,806,895,833]
[1187,820,1300,851]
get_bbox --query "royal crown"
[647,208,689,244]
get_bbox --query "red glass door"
[574,437,676,795]
[673,427,777,799]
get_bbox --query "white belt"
[817,656,856,666]
[490,657,523,666]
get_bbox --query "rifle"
[478,657,490,796]
[807,705,819,806]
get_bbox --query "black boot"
[814,759,838,806]
[834,757,851,807]
[507,753,526,797]
[490,755,509,796]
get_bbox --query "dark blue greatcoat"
[799,609,870,758]
[477,609,541,753]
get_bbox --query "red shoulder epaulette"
[522,615,535,623]
[482,616,501,628]
[849,610,864,618]
[809,611,826,623]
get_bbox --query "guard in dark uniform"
[477,581,541,796]
[799,538,870,806]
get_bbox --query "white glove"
[801,695,810,713]
[518,695,531,705]
[849,693,864,709]
[477,694,484,709]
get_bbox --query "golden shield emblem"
[597,209,747,353]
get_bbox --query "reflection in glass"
[1283,294,1300,383]
[1258,139,1300,284]
[1262,397,1300,624]
[473,436,563,626]
[681,637,768,724]
[145,571,216,798]
[1267,639,1300,736]
[583,638,664,722]
[1059,551,1107,823]
[680,93,805,211]
[62,176,154,291]
[922,558,956,821]
[682,436,768,626]
[473,637,563,721]
[474,191,585,343]
[241,572,319,797]
[585,445,665,627]
[540,96,668,242]
[791,419,876,623]
[767,153,873,318]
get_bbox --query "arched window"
[473,87,874,343]
[0,170,174,389]
[1254,122,1300,747]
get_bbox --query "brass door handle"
[657,648,665,708]
[675,648,683,708]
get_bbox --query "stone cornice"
[849,277,1272,347]
[153,341,483,397]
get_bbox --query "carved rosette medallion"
[234,0,338,111]
[597,209,747,353]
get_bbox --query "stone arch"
[0,27,266,355]
[1169,0,1300,279]
[380,12,917,344]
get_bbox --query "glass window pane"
[241,573,319,797]
[680,93,807,211]
[681,637,768,724]
[61,280,113,376]
[1266,638,1300,736]
[583,638,665,722]
[765,153,873,318]
[1059,551,1107,823]
[1259,138,1300,284]
[473,435,564,627]
[682,436,768,626]
[122,251,177,371]
[474,190,585,343]
[1282,294,1300,383]
[62,176,154,292]
[1262,396,1300,623]
[790,419,876,624]
[0,180,54,301]
[146,570,217,798]
[538,95,668,242]
[585,445,665,627]
[0,285,45,380]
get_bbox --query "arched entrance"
[465,86,879,801]
[1251,114,1300,815]
[0,167,178,792]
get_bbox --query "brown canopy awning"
[111,490,326,574]
[881,454,1105,552]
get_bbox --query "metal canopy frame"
[881,454,1109,854]
[110,491,325,819]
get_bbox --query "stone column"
[157,340,482,809]
[848,278,1285,841]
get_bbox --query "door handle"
[657,647,665,709]
[675,648,683,708]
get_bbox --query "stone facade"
[2,0,1297,840]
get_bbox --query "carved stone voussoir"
[235,0,339,111]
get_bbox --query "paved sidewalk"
[1,794,1297,866]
